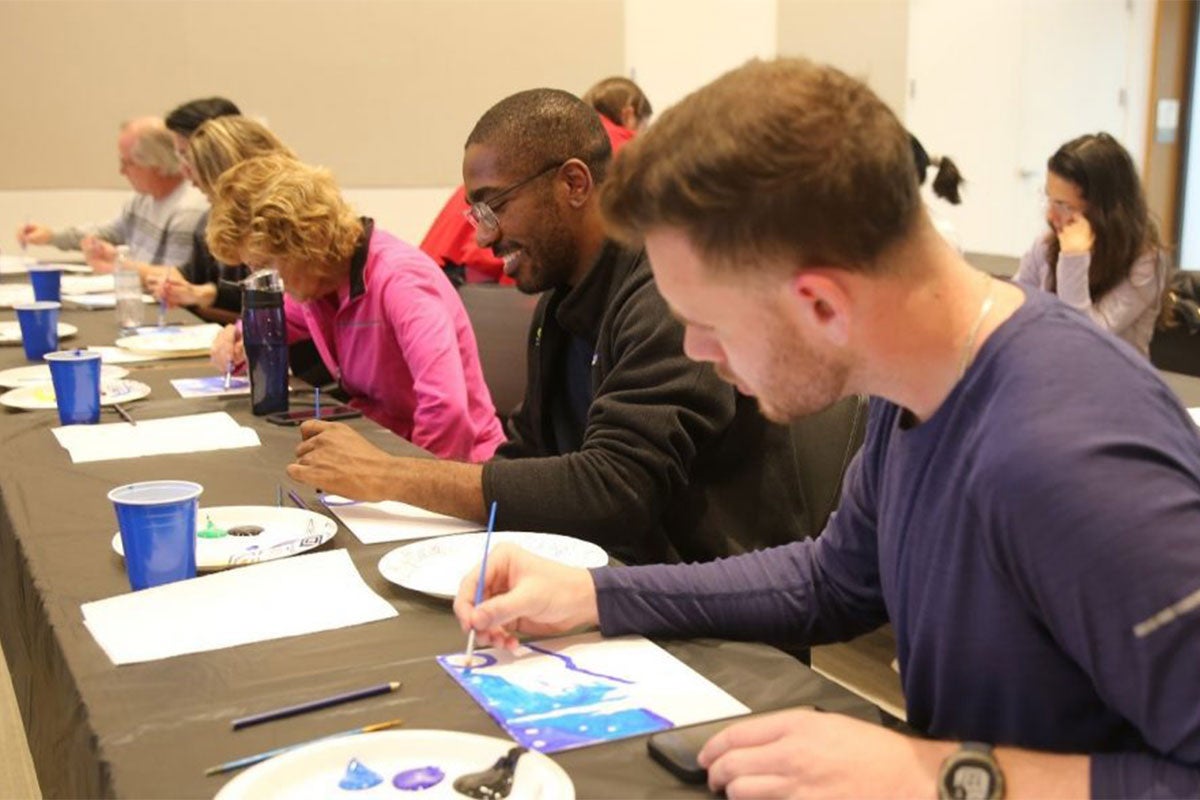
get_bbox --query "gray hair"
[122,118,182,177]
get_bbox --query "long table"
[0,301,882,798]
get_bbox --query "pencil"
[286,489,307,510]
[231,681,401,731]
[205,717,403,775]
[112,403,136,426]
[223,360,232,391]
[314,386,321,420]
[464,501,499,670]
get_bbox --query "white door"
[907,0,1134,257]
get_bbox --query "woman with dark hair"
[1014,132,1167,357]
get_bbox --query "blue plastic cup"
[108,481,203,591]
[45,350,102,425]
[28,266,62,303]
[13,301,60,362]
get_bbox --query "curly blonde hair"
[188,116,294,197]
[206,154,362,282]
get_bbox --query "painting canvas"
[437,632,750,753]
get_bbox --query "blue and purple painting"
[438,633,750,754]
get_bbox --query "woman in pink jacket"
[207,154,504,462]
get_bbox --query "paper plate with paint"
[0,321,78,345]
[213,729,574,800]
[0,363,128,389]
[112,505,337,571]
[378,531,608,599]
[0,378,149,411]
[114,323,222,357]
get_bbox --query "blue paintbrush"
[204,718,404,776]
[463,501,499,669]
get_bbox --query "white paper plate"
[0,255,35,274]
[0,363,128,389]
[114,323,221,357]
[83,345,162,364]
[112,505,337,571]
[379,531,608,600]
[214,729,574,800]
[0,378,149,411]
[0,321,78,345]
[61,274,115,295]
[0,285,34,308]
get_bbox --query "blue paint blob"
[392,765,445,791]
[338,757,383,790]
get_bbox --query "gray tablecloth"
[0,302,881,798]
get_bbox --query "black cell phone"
[647,716,746,784]
[264,404,362,426]
[647,710,806,784]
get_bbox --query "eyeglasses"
[1041,191,1082,217]
[462,161,564,236]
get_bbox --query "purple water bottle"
[241,270,289,416]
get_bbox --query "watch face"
[942,758,999,800]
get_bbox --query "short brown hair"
[602,58,920,274]
[583,76,652,128]
[189,116,295,197]
[206,154,361,280]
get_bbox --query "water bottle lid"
[242,268,283,292]
[242,268,284,309]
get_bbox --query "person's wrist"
[196,283,217,308]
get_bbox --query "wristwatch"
[937,742,1005,800]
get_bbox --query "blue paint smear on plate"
[437,652,674,753]
[338,757,383,790]
[392,765,445,791]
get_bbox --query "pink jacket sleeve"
[381,277,479,460]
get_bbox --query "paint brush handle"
[231,681,402,731]
[206,718,403,775]
[112,403,136,426]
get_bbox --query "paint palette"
[378,531,609,599]
[111,505,337,571]
[0,363,128,389]
[0,379,150,411]
[213,730,574,799]
[114,323,223,358]
[0,321,78,345]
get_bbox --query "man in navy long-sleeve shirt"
[454,58,1200,799]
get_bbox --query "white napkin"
[82,550,397,665]
[52,411,260,463]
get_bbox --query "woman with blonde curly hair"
[207,154,505,462]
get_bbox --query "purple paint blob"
[392,765,445,791]
[338,757,383,790]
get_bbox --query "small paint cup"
[45,349,102,425]
[108,480,203,591]
[27,266,62,303]
[13,301,60,362]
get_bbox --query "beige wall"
[776,0,909,117]
[0,0,623,190]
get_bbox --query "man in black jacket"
[288,89,809,565]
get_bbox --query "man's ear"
[560,159,594,208]
[791,270,851,346]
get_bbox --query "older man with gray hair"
[17,116,206,273]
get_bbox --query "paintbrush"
[204,718,404,776]
[463,500,499,670]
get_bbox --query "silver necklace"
[957,273,995,380]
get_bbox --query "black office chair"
[458,284,538,421]
[790,394,869,537]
